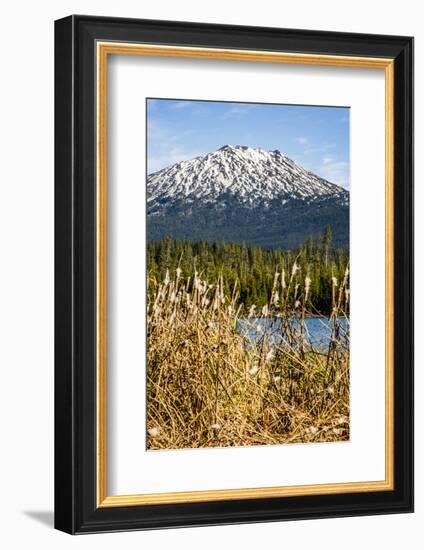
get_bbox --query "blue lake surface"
[237,316,349,351]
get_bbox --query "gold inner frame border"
[96,42,394,508]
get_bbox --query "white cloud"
[147,112,207,173]
[148,146,204,174]
[147,119,170,141]
[304,142,336,155]
[295,136,308,145]
[220,105,250,120]
[170,101,193,110]
[318,156,350,189]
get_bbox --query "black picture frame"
[55,14,414,534]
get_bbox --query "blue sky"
[147,98,350,189]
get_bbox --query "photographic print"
[146,98,350,450]
[55,18,413,532]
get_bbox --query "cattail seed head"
[249,364,259,376]
[210,423,221,430]
[281,269,286,289]
[265,349,275,363]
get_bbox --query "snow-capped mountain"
[148,145,348,209]
[147,145,349,248]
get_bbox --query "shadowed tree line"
[147,225,349,315]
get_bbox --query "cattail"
[146,254,350,450]
[249,364,259,376]
[304,276,311,301]
[344,288,350,305]
[210,423,221,430]
[342,266,349,287]
[272,272,279,294]
[265,349,274,363]
[281,269,286,289]
[248,304,256,318]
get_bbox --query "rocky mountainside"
[147,145,349,248]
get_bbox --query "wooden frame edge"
[384,61,395,492]
[97,41,108,507]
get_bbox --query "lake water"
[237,316,349,351]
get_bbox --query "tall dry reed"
[147,261,349,450]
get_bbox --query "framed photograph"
[54,15,414,534]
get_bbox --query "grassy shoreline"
[146,261,350,450]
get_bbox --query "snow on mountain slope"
[147,145,349,212]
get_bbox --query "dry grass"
[147,261,350,450]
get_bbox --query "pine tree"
[324,224,332,268]
[147,235,348,314]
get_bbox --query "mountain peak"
[217,144,254,154]
[147,145,348,207]
[147,145,349,248]
[218,144,273,154]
